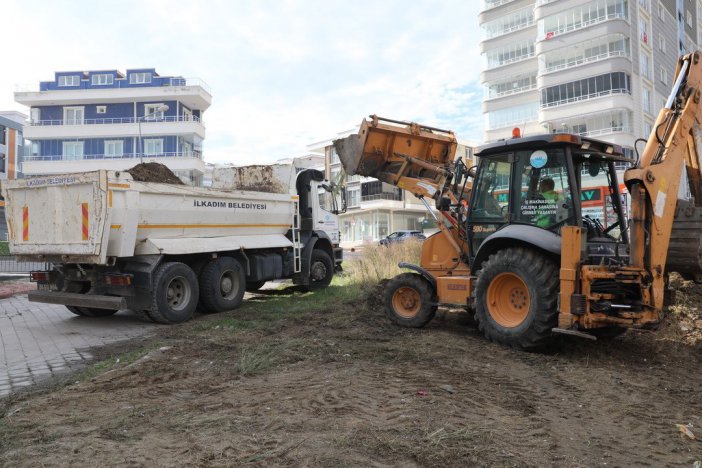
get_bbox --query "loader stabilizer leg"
[558,226,584,329]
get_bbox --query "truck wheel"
[199,257,246,313]
[383,273,436,328]
[307,249,333,290]
[246,280,267,292]
[474,248,559,350]
[66,305,87,316]
[80,307,118,317]
[148,262,199,324]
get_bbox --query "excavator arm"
[624,51,702,312]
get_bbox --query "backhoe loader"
[334,51,702,349]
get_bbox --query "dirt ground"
[0,281,701,467]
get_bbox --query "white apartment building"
[480,0,701,157]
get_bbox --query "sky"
[1,0,484,164]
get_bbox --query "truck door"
[314,180,340,244]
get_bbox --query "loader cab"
[469,134,632,264]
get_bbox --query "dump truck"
[334,51,702,349]
[1,164,343,324]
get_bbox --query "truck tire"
[307,249,333,291]
[474,247,559,350]
[383,273,436,328]
[148,262,199,324]
[246,280,267,292]
[65,305,117,317]
[199,257,246,313]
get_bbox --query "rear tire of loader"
[199,257,246,313]
[148,262,199,324]
[383,273,436,328]
[474,247,559,350]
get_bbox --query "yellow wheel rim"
[486,272,530,328]
[392,286,422,318]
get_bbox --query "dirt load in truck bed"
[126,162,184,185]
[0,283,700,467]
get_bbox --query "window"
[104,140,124,157]
[485,74,537,98]
[640,52,651,79]
[58,75,80,87]
[638,0,650,10]
[639,18,649,43]
[0,126,5,145]
[144,103,166,120]
[96,106,107,114]
[62,141,84,160]
[659,36,666,53]
[642,88,651,113]
[63,107,84,125]
[482,5,534,38]
[539,0,629,37]
[540,72,631,108]
[130,72,152,84]
[540,34,630,73]
[347,187,360,208]
[687,10,693,26]
[484,40,535,69]
[143,138,163,155]
[658,2,665,21]
[644,121,653,136]
[486,102,539,129]
[660,67,668,85]
[91,74,113,86]
[30,108,40,123]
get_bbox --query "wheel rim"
[486,272,530,328]
[219,270,239,300]
[166,276,191,311]
[310,261,327,282]
[391,286,422,318]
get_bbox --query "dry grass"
[346,239,423,286]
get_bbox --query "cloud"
[1,0,484,164]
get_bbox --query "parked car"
[379,230,426,246]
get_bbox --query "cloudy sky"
[1,0,483,164]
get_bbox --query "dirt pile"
[126,162,184,185]
[667,273,702,345]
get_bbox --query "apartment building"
[14,68,211,185]
[312,131,476,246]
[480,0,700,153]
[0,111,26,240]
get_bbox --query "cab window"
[470,155,511,221]
[515,148,574,231]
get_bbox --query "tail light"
[103,274,133,286]
[30,271,51,283]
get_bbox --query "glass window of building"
[640,52,651,79]
[540,34,629,73]
[91,74,114,86]
[539,0,628,37]
[130,72,152,84]
[642,88,651,113]
[143,138,163,155]
[540,72,630,108]
[62,141,84,160]
[484,40,535,69]
[104,140,124,157]
[482,5,534,38]
[486,102,539,130]
[58,75,80,87]
[485,74,537,98]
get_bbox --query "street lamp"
[137,104,169,164]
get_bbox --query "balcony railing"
[543,50,629,73]
[23,151,202,162]
[578,125,632,137]
[540,88,630,109]
[361,193,403,202]
[481,0,517,11]
[542,12,627,39]
[29,115,201,126]
[16,77,212,95]
[486,82,537,99]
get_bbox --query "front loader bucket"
[333,115,458,184]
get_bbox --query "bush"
[347,239,423,286]
[0,242,9,256]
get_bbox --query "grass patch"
[346,240,423,286]
[237,344,278,376]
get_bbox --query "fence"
[0,255,50,274]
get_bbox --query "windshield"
[575,157,626,239]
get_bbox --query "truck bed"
[2,170,300,264]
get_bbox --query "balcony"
[542,50,629,74]
[23,115,205,140]
[481,0,517,11]
[20,151,206,177]
[541,88,630,109]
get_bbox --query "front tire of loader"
[383,273,436,328]
[474,247,559,350]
